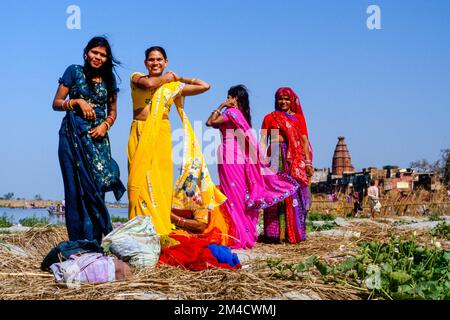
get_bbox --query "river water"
[0,207,129,225]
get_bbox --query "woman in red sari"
[260,87,313,243]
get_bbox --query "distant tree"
[410,149,450,181]
[3,192,14,200]
[34,194,42,201]
[443,149,450,185]
[409,159,440,173]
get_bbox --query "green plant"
[267,256,319,280]
[19,216,50,227]
[428,213,444,222]
[267,235,450,300]
[306,221,338,232]
[429,222,450,239]
[111,215,128,223]
[392,220,418,226]
[0,213,13,228]
[307,213,337,221]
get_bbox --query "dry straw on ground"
[0,220,446,300]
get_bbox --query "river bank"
[0,200,128,209]
[0,207,128,225]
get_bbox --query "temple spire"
[332,136,355,176]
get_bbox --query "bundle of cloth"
[101,215,160,269]
[41,239,132,284]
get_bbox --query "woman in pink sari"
[206,85,299,249]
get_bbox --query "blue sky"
[0,0,449,201]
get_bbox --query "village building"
[311,137,443,194]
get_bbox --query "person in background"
[348,184,361,216]
[367,180,381,218]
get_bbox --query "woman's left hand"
[89,123,108,140]
[306,165,314,177]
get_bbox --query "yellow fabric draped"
[171,100,226,212]
[127,81,184,235]
[170,101,232,244]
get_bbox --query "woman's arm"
[131,72,176,90]
[302,134,313,177]
[170,212,207,233]
[52,84,96,120]
[90,93,118,140]
[52,84,70,111]
[179,77,210,96]
[206,102,230,128]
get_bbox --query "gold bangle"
[102,121,111,131]
[191,78,196,84]
[68,99,74,110]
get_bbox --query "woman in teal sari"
[52,37,125,243]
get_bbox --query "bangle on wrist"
[106,116,115,126]
[102,121,111,131]
[177,217,185,227]
[191,78,196,84]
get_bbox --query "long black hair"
[228,85,251,127]
[83,36,121,101]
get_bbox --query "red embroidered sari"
[261,87,313,243]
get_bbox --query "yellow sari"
[128,81,184,235]
[128,78,228,239]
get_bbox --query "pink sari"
[217,107,299,249]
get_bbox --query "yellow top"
[130,72,171,119]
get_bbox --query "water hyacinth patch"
[267,235,450,300]
[429,222,450,240]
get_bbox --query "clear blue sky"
[0,0,449,201]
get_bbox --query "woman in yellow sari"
[127,46,215,236]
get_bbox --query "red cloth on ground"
[158,234,241,271]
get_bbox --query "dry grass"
[0,220,446,300]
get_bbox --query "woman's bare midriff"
[133,107,149,121]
